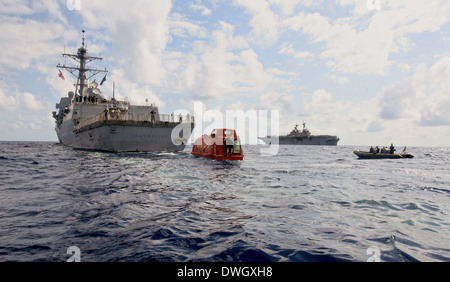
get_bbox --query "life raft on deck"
[192,129,244,161]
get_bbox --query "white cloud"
[378,56,450,127]
[103,69,164,108]
[0,0,35,15]
[282,11,395,75]
[22,92,44,111]
[0,1,76,74]
[233,0,280,44]
[397,63,411,73]
[0,0,66,20]
[269,0,302,15]
[0,89,43,112]
[179,21,273,100]
[303,89,347,121]
[260,91,294,113]
[169,13,209,38]
[180,22,241,99]
[0,17,73,70]
[267,67,297,76]
[0,89,17,112]
[294,88,385,143]
[237,49,273,92]
[0,86,53,141]
[80,0,173,87]
[328,74,349,85]
[366,120,385,133]
[278,43,314,61]
[189,3,212,16]
[282,0,450,75]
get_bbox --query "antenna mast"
[113,82,115,100]
[57,30,108,98]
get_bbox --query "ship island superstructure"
[53,31,194,152]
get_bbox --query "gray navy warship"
[53,31,194,152]
[259,122,339,146]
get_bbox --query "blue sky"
[1,0,450,146]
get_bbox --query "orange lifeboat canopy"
[191,129,244,161]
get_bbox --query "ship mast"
[57,30,108,99]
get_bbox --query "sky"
[1,0,450,146]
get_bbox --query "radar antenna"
[56,30,108,100]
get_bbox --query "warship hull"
[55,102,194,152]
[259,123,339,146]
[259,136,339,146]
[56,118,194,152]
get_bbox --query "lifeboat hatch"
[233,139,241,154]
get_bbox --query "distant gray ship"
[259,122,339,146]
[53,31,194,152]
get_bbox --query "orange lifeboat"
[191,129,244,161]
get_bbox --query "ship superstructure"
[53,31,194,152]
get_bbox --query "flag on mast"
[58,70,65,80]
[100,74,107,85]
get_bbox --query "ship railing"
[107,112,194,123]
[75,111,194,131]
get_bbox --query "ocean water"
[0,142,449,262]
